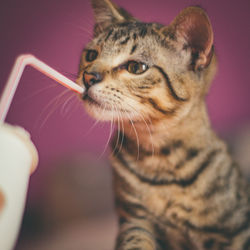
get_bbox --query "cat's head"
[77,0,217,125]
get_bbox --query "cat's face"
[77,0,216,125]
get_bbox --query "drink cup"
[0,123,38,250]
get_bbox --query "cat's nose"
[83,71,103,89]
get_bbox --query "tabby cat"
[77,0,250,249]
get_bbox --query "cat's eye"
[86,50,98,62]
[126,61,148,75]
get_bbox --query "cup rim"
[0,123,39,174]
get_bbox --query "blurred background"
[0,0,250,249]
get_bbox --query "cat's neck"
[120,101,217,151]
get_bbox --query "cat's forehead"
[85,22,178,65]
[100,23,160,42]
[89,22,166,50]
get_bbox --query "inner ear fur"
[167,6,214,71]
[91,0,136,36]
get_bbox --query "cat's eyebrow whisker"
[77,26,94,37]
[64,12,94,29]
[64,16,94,39]
[77,16,94,34]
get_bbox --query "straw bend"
[0,54,84,123]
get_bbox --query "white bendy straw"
[0,54,85,123]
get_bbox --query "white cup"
[0,123,38,250]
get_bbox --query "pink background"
[0,0,250,199]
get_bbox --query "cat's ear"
[91,0,135,35]
[167,7,214,71]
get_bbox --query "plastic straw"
[0,54,84,123]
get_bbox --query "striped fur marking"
[130,44,138,55]
[114,148,219,187]
[153,65,187,102]
[243,237,250,250]
[148,98,176,115]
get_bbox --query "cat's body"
[111,116,250,250]
[77,0,250,249]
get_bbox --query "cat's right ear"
[91,0,135,36]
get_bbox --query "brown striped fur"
[77,1,250,249]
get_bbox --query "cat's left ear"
[164,7,214,71]
[91,0,136,36]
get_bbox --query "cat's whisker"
[117,109,125,156]
[35,89,71,130]
[111,103,126,157]
[38,93,71,130]
[126,102,155,158]
[125,110,140,161]
[111,103,121,156]
[68,95,80,112]
[98,102,115,159]
[82,101,108,138]
[116,95,155,157]
[60,93,77,117]
[63,97,80,120]
[20,84,58,103]
[83,116,101,137]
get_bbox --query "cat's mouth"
[83,94,101,107]
[83,93,114,112]
[82,93,131,120]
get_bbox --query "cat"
[76,0,250,249]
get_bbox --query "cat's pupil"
[127,61,148,74]
[86,50,98,62]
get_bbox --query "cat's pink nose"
[83,71,103,89]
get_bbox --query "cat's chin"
[83,96,140,123]
[85,104,116,121]
[83,96,128,122]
